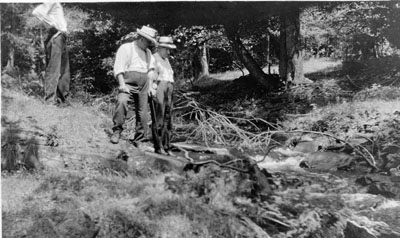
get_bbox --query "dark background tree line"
[1,2,399,96]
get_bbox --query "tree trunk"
[279,14,288,84]
[199,42,209,78]
[6,47,15,70]
[266,33,271,74]
[192,43,210,81]
[226,27,271,90]
[4,45,18,78]
[279,7,304,85]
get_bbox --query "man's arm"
[116,73,129,93]
[148,53,158,96]
[114,44,130,93]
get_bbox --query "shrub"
[354,84,400,101]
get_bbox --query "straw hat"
[158,36,176,49]
[137,26,158,46]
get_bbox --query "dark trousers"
[45,33,70,102]
[112,71,150,140]
[152,81,173,151]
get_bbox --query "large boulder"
[301,151,355,171]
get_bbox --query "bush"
[288,79,346,107]
[354,84,400,101]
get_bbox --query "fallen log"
[144,151,189,167]
[171,142,230,156]
[239,216,272,238]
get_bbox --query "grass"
[1,168,250,237]
[1,89,113,155]
[1,172,42,214]
[282,99,400,138]
[210,57,341,81]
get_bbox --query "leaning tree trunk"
[199,42,209,78]
[192,42,210,81]
[279,7,304,85]
[226,27,272,90]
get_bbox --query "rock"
[303,151,355,171]
[164,176,184,194]
[341,193,385,210]
[344,220,377,238]
[355,175,399,199]
[348,137,369,146]
[293,141,321,153]
[239,216,272,238]
[356,175,380,186]
[390,175,400,183]
[380,145,400,171]
[380,233,400,238]
[367,183,397,199]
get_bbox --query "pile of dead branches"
[173,92,380,170]
[173,92,278,150]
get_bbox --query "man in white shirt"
[151,36,176,154]
[32,2,70,106]
[110,26,158,144]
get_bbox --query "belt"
[51,31,66,41]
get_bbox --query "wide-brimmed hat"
[137,26,158,46]
[158,36,176,49]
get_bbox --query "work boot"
[132,133,145,143]
[155,147,167,155]
[44,98,61,107]
[110,130,121,144]
[60,99,72,107]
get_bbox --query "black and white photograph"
[1,1,400,237]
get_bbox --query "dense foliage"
[172,25,230,81]
[1,2,399,94]
[1,3,36,75]
[301,2,400,60]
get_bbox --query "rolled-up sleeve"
[114,44,130,77]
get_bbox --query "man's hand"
[116,74,129,93]
[148,80,157,96]
[119,84,130,93]
[149,87,157,97]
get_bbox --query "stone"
[367,183,397,199]
[344,220,377,238]
[303,151,355,171]
[293,141,321,153]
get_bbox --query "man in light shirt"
[151,36,176,154]
[110,26,158,144]
[32,2,71,106]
